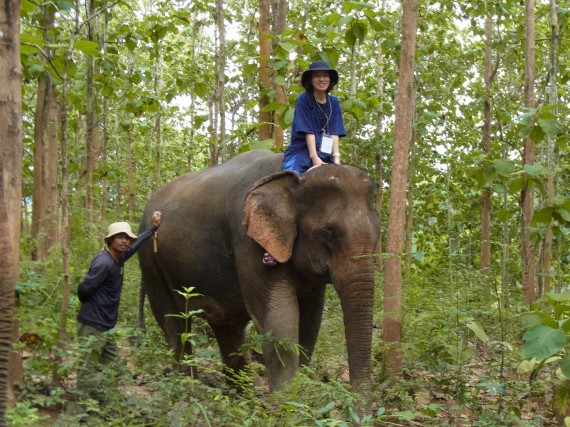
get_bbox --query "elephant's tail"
[137,279,146,333]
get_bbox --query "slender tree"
[271,0,287,150]
[480,18,494,275]
[374,1,386,271]
[258,0,271,142]
[0,0,22,422]
[31,4,59,261]
[215,0,226,162]
[539,0,559,295]
[383,0,418,374]
[521,0,536,304]
[84,0,100,222]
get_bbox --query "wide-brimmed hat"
[105,222,137,241]
[301,60,339,88]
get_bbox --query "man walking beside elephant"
[74,211,161,403]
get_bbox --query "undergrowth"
[8,253,563,426]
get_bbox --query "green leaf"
[352,22,368,43]
[74,40,101,56]
[522,325,566,360]
[250,139,275,150]
[560,356,570,379]
[537,117,560,137]
[532,207,554,227]
[20,32,45,46]
[316,401,335,414]
[56,0,73,11]
[524,164,547,176]
[556,208,570,223]
[395,410,416,420]
[547,291,570,302]
[344,28,356,47]
[283,107,295,126]
[466,321,490,344]
[492,158,516,176]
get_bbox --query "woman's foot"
[262,253,277,266]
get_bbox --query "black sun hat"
[301,60,339,89]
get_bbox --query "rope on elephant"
[152,231,158,253]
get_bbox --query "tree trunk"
[125,51,135,220]
[374,27,385,272]
[480,18,494,275]
[54,15,80,384]
[271,0,287,150]
[216,0,226,162]
[0,0,22,422]
[521,0,536,305]
[126,124,135,222]
[100,5,109,223]
[405,107,416,272]
[31,5,58,261]
[152,43,163,187]
[540,0,559,296]
[85,0,99,222]
[383,0,418,375]
[258,0,271,142]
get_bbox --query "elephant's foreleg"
[254,283,300,391]
[297,285,326,366]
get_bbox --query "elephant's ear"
[243,171,300,263]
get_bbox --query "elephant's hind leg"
[210,322,249,383]
[164,314,194,369]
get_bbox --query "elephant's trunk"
[332,253,375,393]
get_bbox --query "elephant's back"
[139,150,283,295]
[150,150,282,204]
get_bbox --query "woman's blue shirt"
[282,91,346,175]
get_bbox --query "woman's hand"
[311,155,324,168]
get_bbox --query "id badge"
[321,134,333,154]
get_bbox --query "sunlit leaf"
[74,40,101,56]
[522,325,565,360]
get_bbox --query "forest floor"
[23,354,561,427]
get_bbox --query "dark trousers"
[76,322,120,400]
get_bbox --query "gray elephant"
[138,150,380,392]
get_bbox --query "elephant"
[138,150,380,392]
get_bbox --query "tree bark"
[31,5,58,261]
[258,0,271,142]
[374,22,385,272]
[405,103,417,272]
[271,0,287,150]
[54,11,81,385]
[0,0,22,422]
[521,0,536,305]
[383,0,418,375]
[540,0,559,296]
[153,45,163,188]
[216,0,226,162]
[85,0,99,222]
[480,18,494,275]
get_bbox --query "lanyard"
[314,94,332,134]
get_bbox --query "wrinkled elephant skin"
[138,150,380,392]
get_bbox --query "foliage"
[520,292,570,387]
[13,0,570,425]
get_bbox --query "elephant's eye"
[319,228,335,242]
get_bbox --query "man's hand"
[152,211,161,227]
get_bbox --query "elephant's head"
[243,164,380,392]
